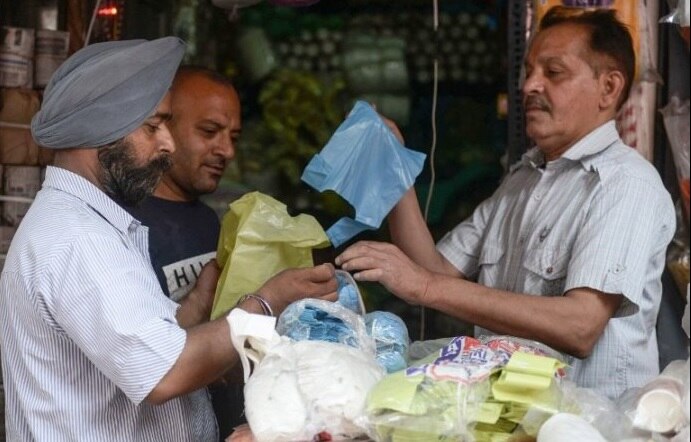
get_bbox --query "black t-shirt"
[127,196,220,301]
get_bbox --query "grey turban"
[31,37,185,149]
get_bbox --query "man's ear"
[599,70,626,111]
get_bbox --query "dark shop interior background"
[0,0,688,365]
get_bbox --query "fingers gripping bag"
[279,270,409,374]
[228,306,385,442]
[211,191,330,320]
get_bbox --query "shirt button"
[546,266,554,274]
[534,193,542,200]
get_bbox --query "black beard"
[98,138,172,206]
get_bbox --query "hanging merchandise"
[660,97,690,221]
[268,0,321,6]
[341,34,410,94]
[212,0,263,9]
[236,27,279,83]
[340,32,411,125]
[660,0,690,49]
[660,97,690,297]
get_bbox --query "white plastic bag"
[227,309,385,442]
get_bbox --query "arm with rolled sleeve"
[51,234,188,405]
[565,173,676,324]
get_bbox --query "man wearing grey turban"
[0,37,337,441]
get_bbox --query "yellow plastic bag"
[211,192,330,320]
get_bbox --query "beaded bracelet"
[236,293,274,317]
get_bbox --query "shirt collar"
[561,120,620,169]
[42,166,140,234]
[511,121,620,173]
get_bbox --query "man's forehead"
[527,25,589,62]
[151,94,172,118]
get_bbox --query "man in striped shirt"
[0,37,337,441]
[336,7,676,399]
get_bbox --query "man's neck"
[153,181,195,202]
[52,148,104,191]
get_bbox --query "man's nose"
[522,70,544,96]
[215,134,235,160]
[158,123,175,154]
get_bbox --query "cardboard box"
[0,88,53,165]
[0,88,39,123]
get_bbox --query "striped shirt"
[0,167,217,441]
[437,121,676,399]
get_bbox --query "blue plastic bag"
[301,101,426,247]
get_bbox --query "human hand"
[335,241,432,306]
[177,259,221,328]
[190,259,221,317]
[256,263,338,316]
[380,114,405,144]
[225,424,255,442]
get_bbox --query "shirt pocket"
[477,244,505,287]
[522,247,569,295]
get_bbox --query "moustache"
[152,153,173,172]
[524,95,551,112]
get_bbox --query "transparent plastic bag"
[228,309,385,442]
[364,336,566,441]
[336,269,366,315]
[365,311,410,374]
[277,273,410,374]
[478,335,569,377]
[408,337,455,363]
[276,298,376,356]
[660,0,690,26]
[667,208,690,298]
[619,359,689,435]
[660,97,690,221]
[554,380,640,440]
